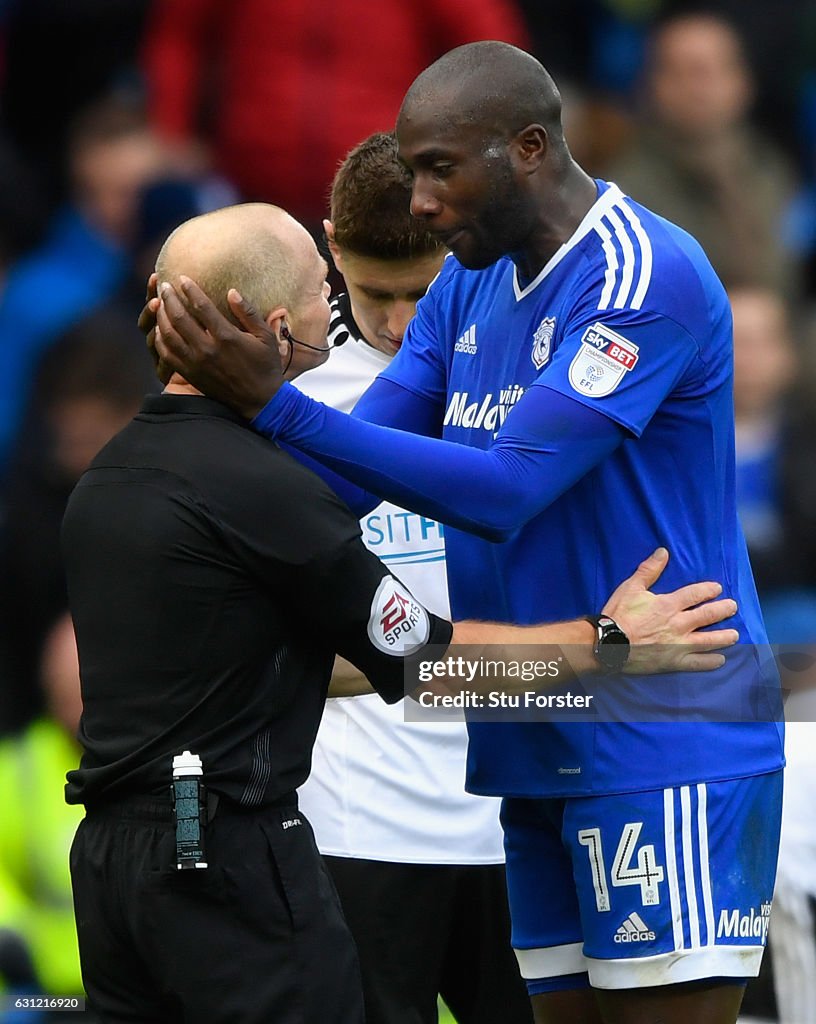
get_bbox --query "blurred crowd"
[0,1,814,1021]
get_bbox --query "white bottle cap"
[172,750,203,776]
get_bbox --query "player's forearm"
[327,655,375,697]
[332,617,597,703]
[450,619,598,676]
[252,384,621,542]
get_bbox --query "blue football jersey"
[380,180,784,798]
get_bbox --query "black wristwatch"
[586,615,630,673]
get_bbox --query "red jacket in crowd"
[142,0,529,223]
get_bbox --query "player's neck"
[515,166,598,281]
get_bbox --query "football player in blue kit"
[151,41,784,1024]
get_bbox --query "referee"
[63,204,453,1024]
[68,202,737,1024]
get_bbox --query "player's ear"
[324,220,344,272]
[512,124,548,174]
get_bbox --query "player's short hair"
[330,132,443,262]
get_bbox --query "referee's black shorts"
[70,796,363,1024]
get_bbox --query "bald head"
[400,41,564,143]
[155,203,315,324]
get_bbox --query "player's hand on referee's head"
[153,276,284,418]
[138,273,174,384]
[603,547,740,674]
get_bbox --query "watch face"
[594,618,630,672]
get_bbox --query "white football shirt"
[295,299,504,863]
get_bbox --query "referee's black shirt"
[62,394,451,808]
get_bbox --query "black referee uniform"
[61,394,452,1024]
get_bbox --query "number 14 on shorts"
[578,823,664,911]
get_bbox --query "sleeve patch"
[568,322,640,397]
[367,576,430,655]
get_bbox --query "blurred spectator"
[781,1,816,300]
[516,0,660,98]
[557,78,635,177]
[141,0,529,230]
[0,614,85,1005]
[0,313,156,736]
[101,174,238,328]
[0,141,49,278]
[664,0,814,157]
[514,0,604,88]
[0,0,151,209]
[607,13,799,296]
[0,99,169,478]
[67,102,169,246]
[731,286,816,596]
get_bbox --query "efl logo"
[368,577,430,655]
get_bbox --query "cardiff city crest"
[532,316,556,370]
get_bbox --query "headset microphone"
[280,324,332,352]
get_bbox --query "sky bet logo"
[583,324,639,370]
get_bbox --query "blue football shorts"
[501,770,783,993]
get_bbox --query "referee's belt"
[85,789,298,825]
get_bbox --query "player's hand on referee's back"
[154,276,284,418]
[604,547,739,673]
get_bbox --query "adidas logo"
[454,325,477,355]
[614,912,655,944]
